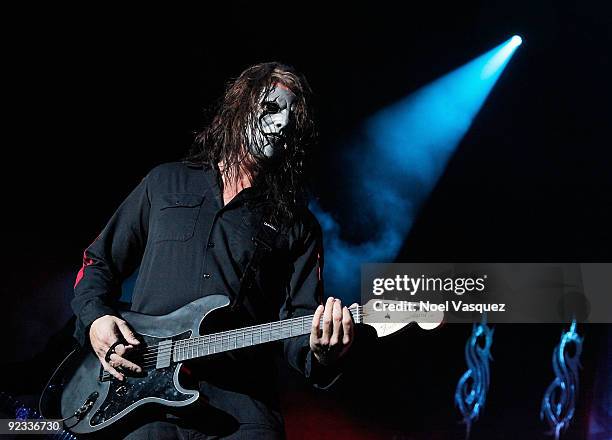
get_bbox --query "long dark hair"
[187,62,316,223]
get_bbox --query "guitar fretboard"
[169,304,363,363]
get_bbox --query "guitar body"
[40,295,230,434]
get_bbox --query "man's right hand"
[89,315,142,381]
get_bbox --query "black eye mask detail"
[262,101,281,115]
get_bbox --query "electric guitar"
[39,296,443,435]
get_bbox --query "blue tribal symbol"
[455,319,494,438]
[541,320,583,440]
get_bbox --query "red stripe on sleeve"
[74,250,94,288]
[74,234,102,288]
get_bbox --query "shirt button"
[207,241,215,248]
[203,273,211,279]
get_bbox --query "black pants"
[90,402,285,440]
[122,420,284,440]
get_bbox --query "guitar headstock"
[349,300,444,338]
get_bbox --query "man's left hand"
[310,297,356,366]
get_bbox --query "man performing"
[71,62,355,439]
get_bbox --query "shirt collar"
[202,163,265,209]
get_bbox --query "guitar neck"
[173,304,363,362]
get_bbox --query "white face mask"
[248,85,297,159]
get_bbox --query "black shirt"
[71,161,328,428]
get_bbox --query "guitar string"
[137,317,320,365]
[105,307,365,371]
[112,306,364,364]
[103,312,368,374]
[135,309,360,361]
[135,307,366,364]
[103,308,367,373]
[135,314,367,368]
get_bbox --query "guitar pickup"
[156,340,173,369]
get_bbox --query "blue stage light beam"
[312,36,522,302]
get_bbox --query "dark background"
[2,1,611,439]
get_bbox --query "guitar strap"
[231,206,281,311]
